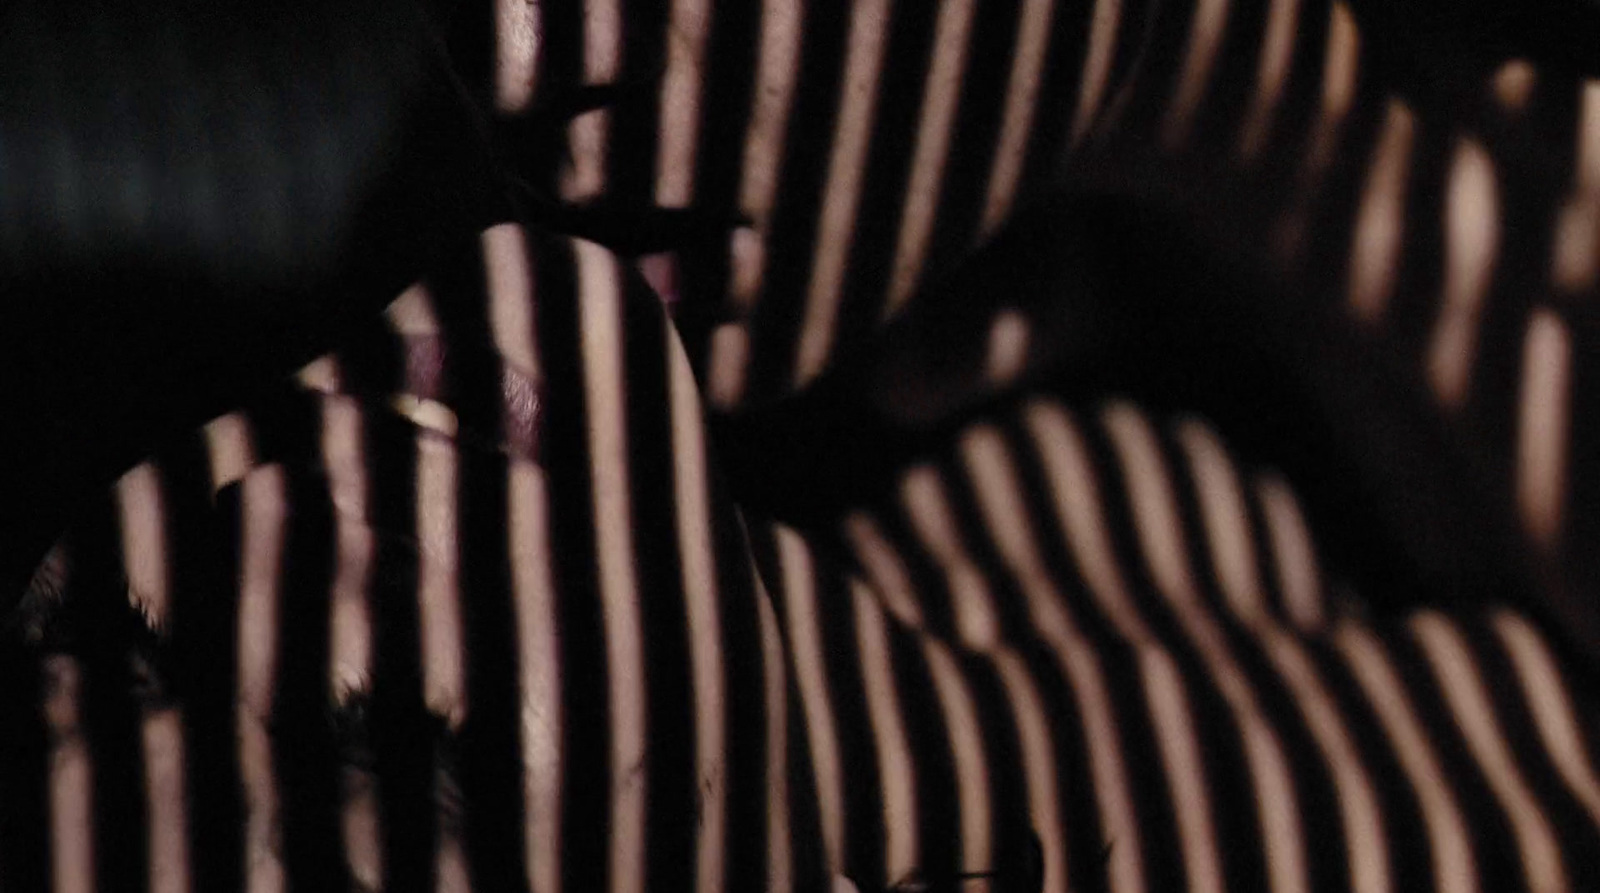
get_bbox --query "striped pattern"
[470,0,1600,630]
[12,3,1600,891]
[468,1,1600,668]
[477,0,1126,406]
[777,396,1600,893]
[469,0,1575,413]
[16,218,1600,890]
[1207,64,1600,646]
[13,228,827,893]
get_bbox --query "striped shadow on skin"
[458,0,1600,416]
[777,392,1600,892]
[443,0,1600,656]
[458,0,1600,662]
[460,0,1137,408]
[9,235,1600,893]
[712,186,1567,667]
[9,225,833,892]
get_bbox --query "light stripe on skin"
[144,708,193,893]
[237,465,288,893]
[437,833,472,893]
[776,524,847,871]
[1552,82,1600,293]
[1515,309,1572,552]
[1255,474,1325,631]
[483,230,558,855]
[1333,623,1479,893]
[341,769,385,893]
[1491,610,1600,833]
[920,639,994,880]
[758,572,795,893]
[1428,138,1501,410]
[45,655,94,893]
[1179,419,1387,893]
[843,512,928,629]
[971,414,1146,893]
[1030,402,1219,893]
[562,0,623,202]
[385,285,447,435]
[1141,649,1224,893]
[667,326,729,893]
[1552,199,1600,294]
[295,356,341,395]
[1069,0,1123,145]
[1099,406,1198,610]
[1238,0,1302,159]
[716,0,807,409]
[1161,0,1232,150]
[983,309,1031,387]
[1577,82,1600,197]
[851,579,921,886]
[484,224,541,379]
[1177,420,1268,621]
[1258,630,1392,893]
[656,0,710,208]
[1024,403,1156,646]
[509,458,563,893]
[416,431,468,730]
[321,393,376,702]
[990,650,1069,893]
[386,282,441,337]
[322,387,382,889]
[707,321,752,411]
[1106,406,1300,893]
[1300,2,1361,190]
[205,412,258,494]
[391,396,461,440]
[729,0,806,309]
[495,0,541,113]
[981,0,1056,237]
[885,0,977,315]
[117,462,171,630]
[900,464,1004,651]
[792,0,893,389]
[1348,100,1418,324]
[575,239,649,893]
[1410,611,1569,893]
